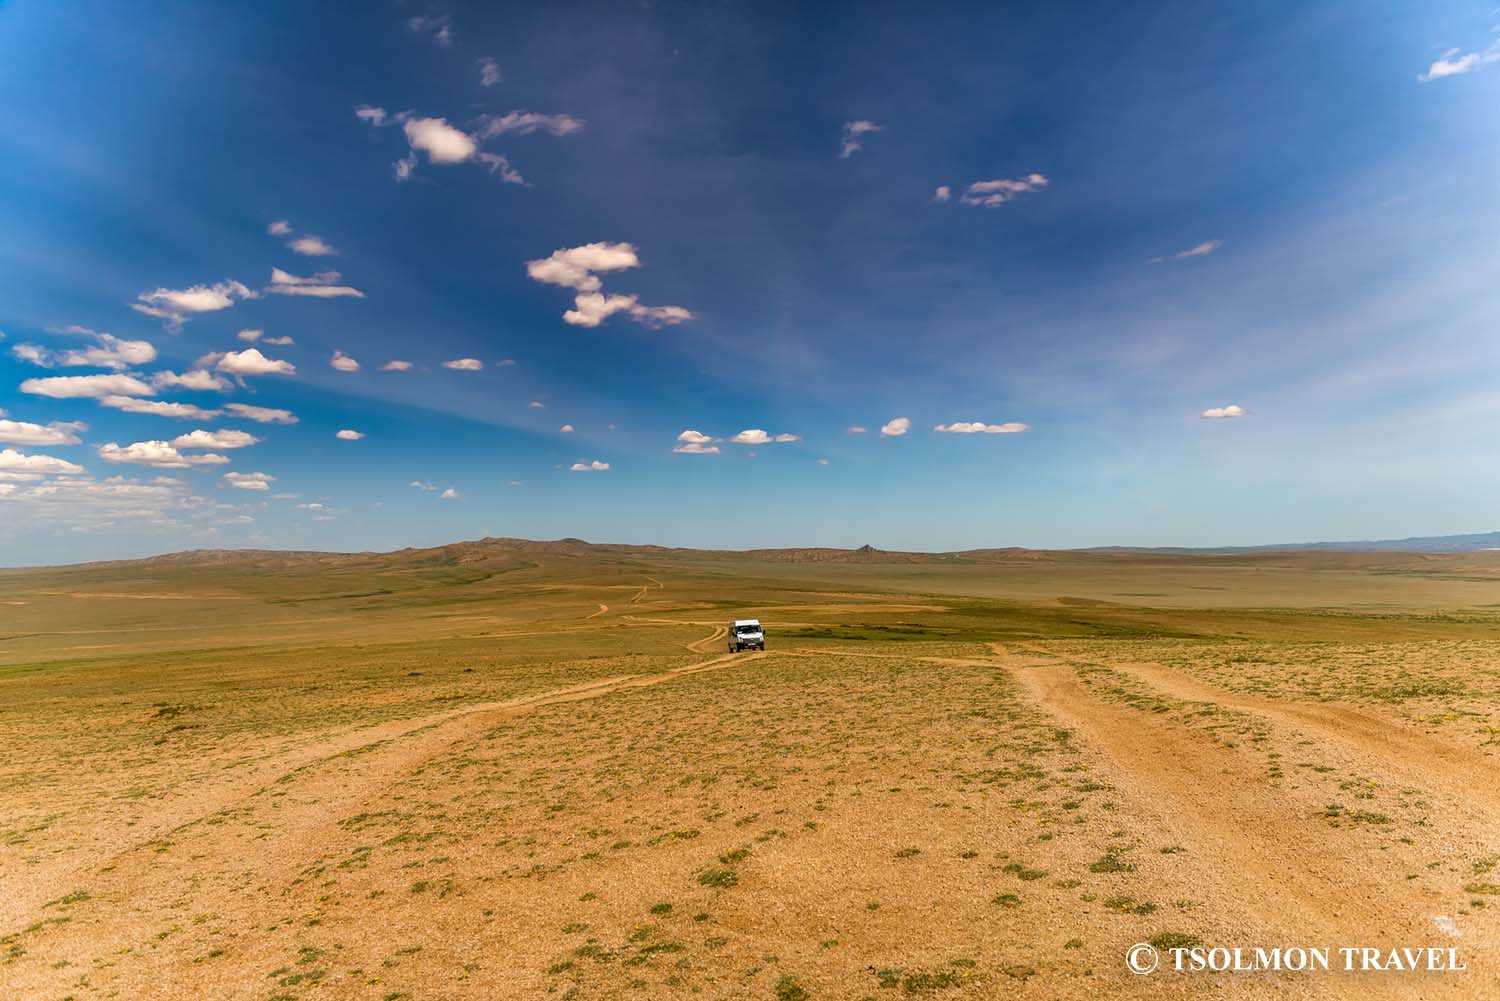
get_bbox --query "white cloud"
[1420,38,1500,81]
[330,350,360,372]
[267,220,292,236]
[730,429,799,445]
[224,403,298,425]
[409,480,436,491]
[934,421,1030,434]
[563,292,639,328]
[443,357,483,370]
[407,13,453,46]
[959,174,1049,208]
[263,335,295,346]
[563,293,692,329]
[211,348,296,377]
[880,417,911,437]
[152,369,232,392]
[1151,239,1223,263]
[440,487,459,499]
[0,448,83,474]
[288,235,337,256]
[21,374,154,398]
[0,419,86,446]
[267,268,365,298]
[64,334,157,369]
[238,328,263,342]
[839,120,883,158]
[172,429,260,450]
[478,57,502,86]
[404,116,476,164]
[381,360,413,371]
[11,344,51,366]
[1200,404,1247,420]
[132,280,255,329]
[335,429,364,440]
[478,111,586,137]
[525,243,693,329]
[560,424,574,432]
[528,400,545,409]
[676,429,715,444]
[14,333,157,370]
[847,425,867,434]
[526,242,642,292]
[100,396,221,420]
[817,458,829,465]
[570,460,610,472]
[933,185,952,203]
[224,471,274,491]
[673,442,720,454]
[99,441,229,469]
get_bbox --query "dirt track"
[992,642,1495,1000]
[2,643,769,934]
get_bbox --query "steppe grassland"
[2,547,1500,999]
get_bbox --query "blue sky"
[2,0,1499,564]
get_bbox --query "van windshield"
[736,625,760,634]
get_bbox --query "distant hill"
[36,530,1500,573]
[1089,531,1500,555]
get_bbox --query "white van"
[728,619,764,652]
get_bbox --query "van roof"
[733,619,761,627]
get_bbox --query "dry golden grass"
[2,543,1500,999]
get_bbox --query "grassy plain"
[2,539,1499,1000]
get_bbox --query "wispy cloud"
[407,12,453,47]
[839,120,883,158]
[443,358,483,371]
[478,57,502,87]
[1420,36,1500,82]
[959,174,1049,208]
[131,280,255,330]
[934,421,1030,434]
[1149,239,1223,264]
[478,111,585,138]
[100,397,220,420]
[224,403,297,425]
[382,360,413,372]
[266,268,364,298]
[570,460,610,471]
